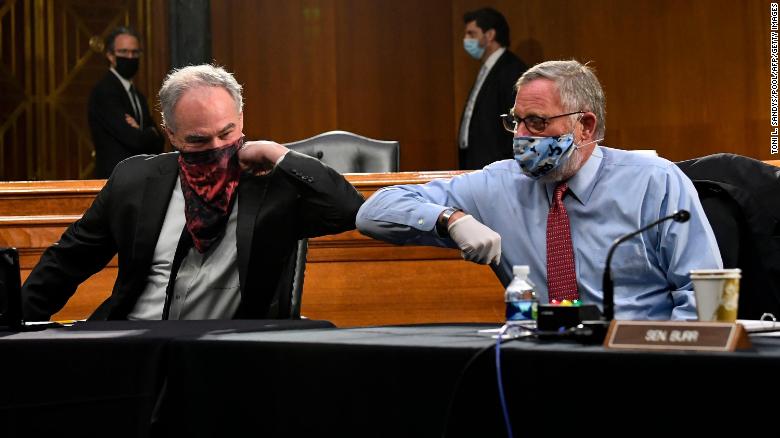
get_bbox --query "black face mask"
[114,56,139,79]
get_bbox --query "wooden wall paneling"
[210,0,458,172]
[765,159,780,167]
[453,0,776,162]
[210,0,339,144]
[0,0,167,181]
[147,0,170,124]
[3,1,778,180]
[333,0,457,171]
[0,179,104,216]
[301,260,504,326]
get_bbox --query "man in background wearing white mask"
[458,7,527,170]
[357,60,722,321]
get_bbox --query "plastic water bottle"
[505,265,538,321]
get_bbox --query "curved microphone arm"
[601,210,690,321]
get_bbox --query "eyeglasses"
[113,48,143,58]
[500,111,584,135]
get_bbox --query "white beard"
[539,146,583,183]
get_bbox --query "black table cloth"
[161,324,780,436]
[3,322,779,437]
[0,319,333,437]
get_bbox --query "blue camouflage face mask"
[513,134,578,179]
[512,116,603,180]
[463,38,484,60]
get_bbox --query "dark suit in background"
[458,50,527,170]
[21,151,364,321]
[88,72,164,178]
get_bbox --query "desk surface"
[164,324,780,437]
[0,319,333,437]
[2,322,779,437]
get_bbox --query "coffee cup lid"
[689,268,741,278]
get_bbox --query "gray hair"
[515,60,606,139]
[158,64,243,131]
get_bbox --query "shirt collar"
[545,145,604,206]
[482,47,505,70]
[110,67,133,92]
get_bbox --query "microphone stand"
[577,210,690,342]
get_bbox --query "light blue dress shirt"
[356,146,723,320]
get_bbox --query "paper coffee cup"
[690,269,741,322]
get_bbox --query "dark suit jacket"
[88,71,165,178]
[677,153,780,319]
[21,151,365,321]
[458,50,527,170]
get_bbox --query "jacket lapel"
[474,51,507,107]
[236,173,268,296]
[128,154,179,291]
[107,71,136,115]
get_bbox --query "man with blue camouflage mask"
[358,60,723,321]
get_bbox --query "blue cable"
[495,326,514,438]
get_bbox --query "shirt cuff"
[413,204,449,233]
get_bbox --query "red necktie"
[546,183,579,302]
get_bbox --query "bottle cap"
[512,265,530,276]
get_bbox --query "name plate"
[604,320,751,352]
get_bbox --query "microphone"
[602,210,690,321]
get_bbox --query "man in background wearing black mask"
[88,26,164,178]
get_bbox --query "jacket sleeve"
[355,170,485,248]
[21,178,118,321]
[274,151,365,238]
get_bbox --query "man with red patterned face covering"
[22,64,364,321]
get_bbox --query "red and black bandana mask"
[177,136,243,253]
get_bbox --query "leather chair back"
[286,130,400,173]
[282,131,399,318]
[677,153,780,319]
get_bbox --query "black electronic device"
[0,247,24,330]
[0,247,60,331]
[536,304,602,332]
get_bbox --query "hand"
[447,215,501,265]
[124,114,140,129]
[237,140,290,175]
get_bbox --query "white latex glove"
[447,214,501,265]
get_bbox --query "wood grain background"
[212,0,776,171]
[1,0,774,180]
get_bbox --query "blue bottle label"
[506,300,538,321]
